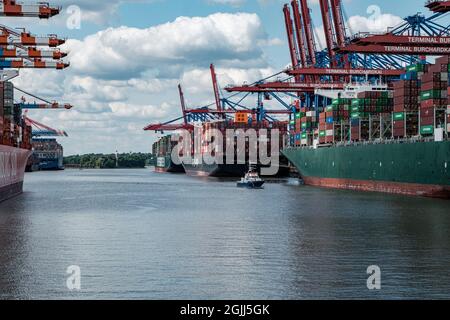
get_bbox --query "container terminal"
[147,0,450,198]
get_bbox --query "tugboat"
[237,167,265,189]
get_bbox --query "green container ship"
[152,135,185,173]
[283,140,450,198]
[285,56,450,198]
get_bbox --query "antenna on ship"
[115,150,119,168]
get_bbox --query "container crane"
[0,45,67,59]
[227,0,409,106]
[0,58,69,69]
[0,0,60,19]
[23,113,68,137]
[15,86,73,110]
[0,25,65,47]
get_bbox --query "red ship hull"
[303,177,450,199]
[0,145,32,203]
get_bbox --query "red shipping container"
[420,116,435,126]
[393,128,405,137]
[421,81,447,91]
[420,99,446,109]
[436,56,450,65]
[420,106,435,117]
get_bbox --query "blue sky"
[7,0,443,155]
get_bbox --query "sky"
[6,0,437,155]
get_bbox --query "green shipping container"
[421,90,443,101]
[351,112,361,119]
[295,113,301,119]
[407,63,424,72]
[420,125,434,135]
[290,120,295,125]
[394,112,405,121]
[319,131,326,137]
[301,133,308,139]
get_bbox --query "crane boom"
[330,0,346,48]
[283,4,301,73]
[347,34,450,46]
[0,31,65,47]
[0,46,67,59]
[0,58,69,69]
[335,43,450,55]
[0,0,60,18]
[226,81,345,93]
[290,1,307,67]
[24,116,68,137]
[288,67,404,76]
[178,84,188,125]
[210,64,222,113]
[17,102,73,109]
[299,0,316,65]
[319,0,337,67]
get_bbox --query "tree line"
[64,153,156,169]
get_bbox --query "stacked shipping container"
[288,56,450,148]
[419,56,449,136]
[0,81,32,149]
[350,91,393,141]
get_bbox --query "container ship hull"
[155,155,185,173]
[183,162,247,177]
[183,161,290,177]
[0,145,32,202]
[283,141,450,198]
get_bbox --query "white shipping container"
[301,139,308,145]
[447,123,450,132]
[441,72,448,81]
[306,111,314,117]
[435,128,444,142]
[326,130,334,136]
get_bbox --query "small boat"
[237,167,265,189]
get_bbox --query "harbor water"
[1,169,450,299]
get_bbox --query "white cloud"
[64,12,268,80]
[346,14,404,35]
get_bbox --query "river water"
[0,169,450,299]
